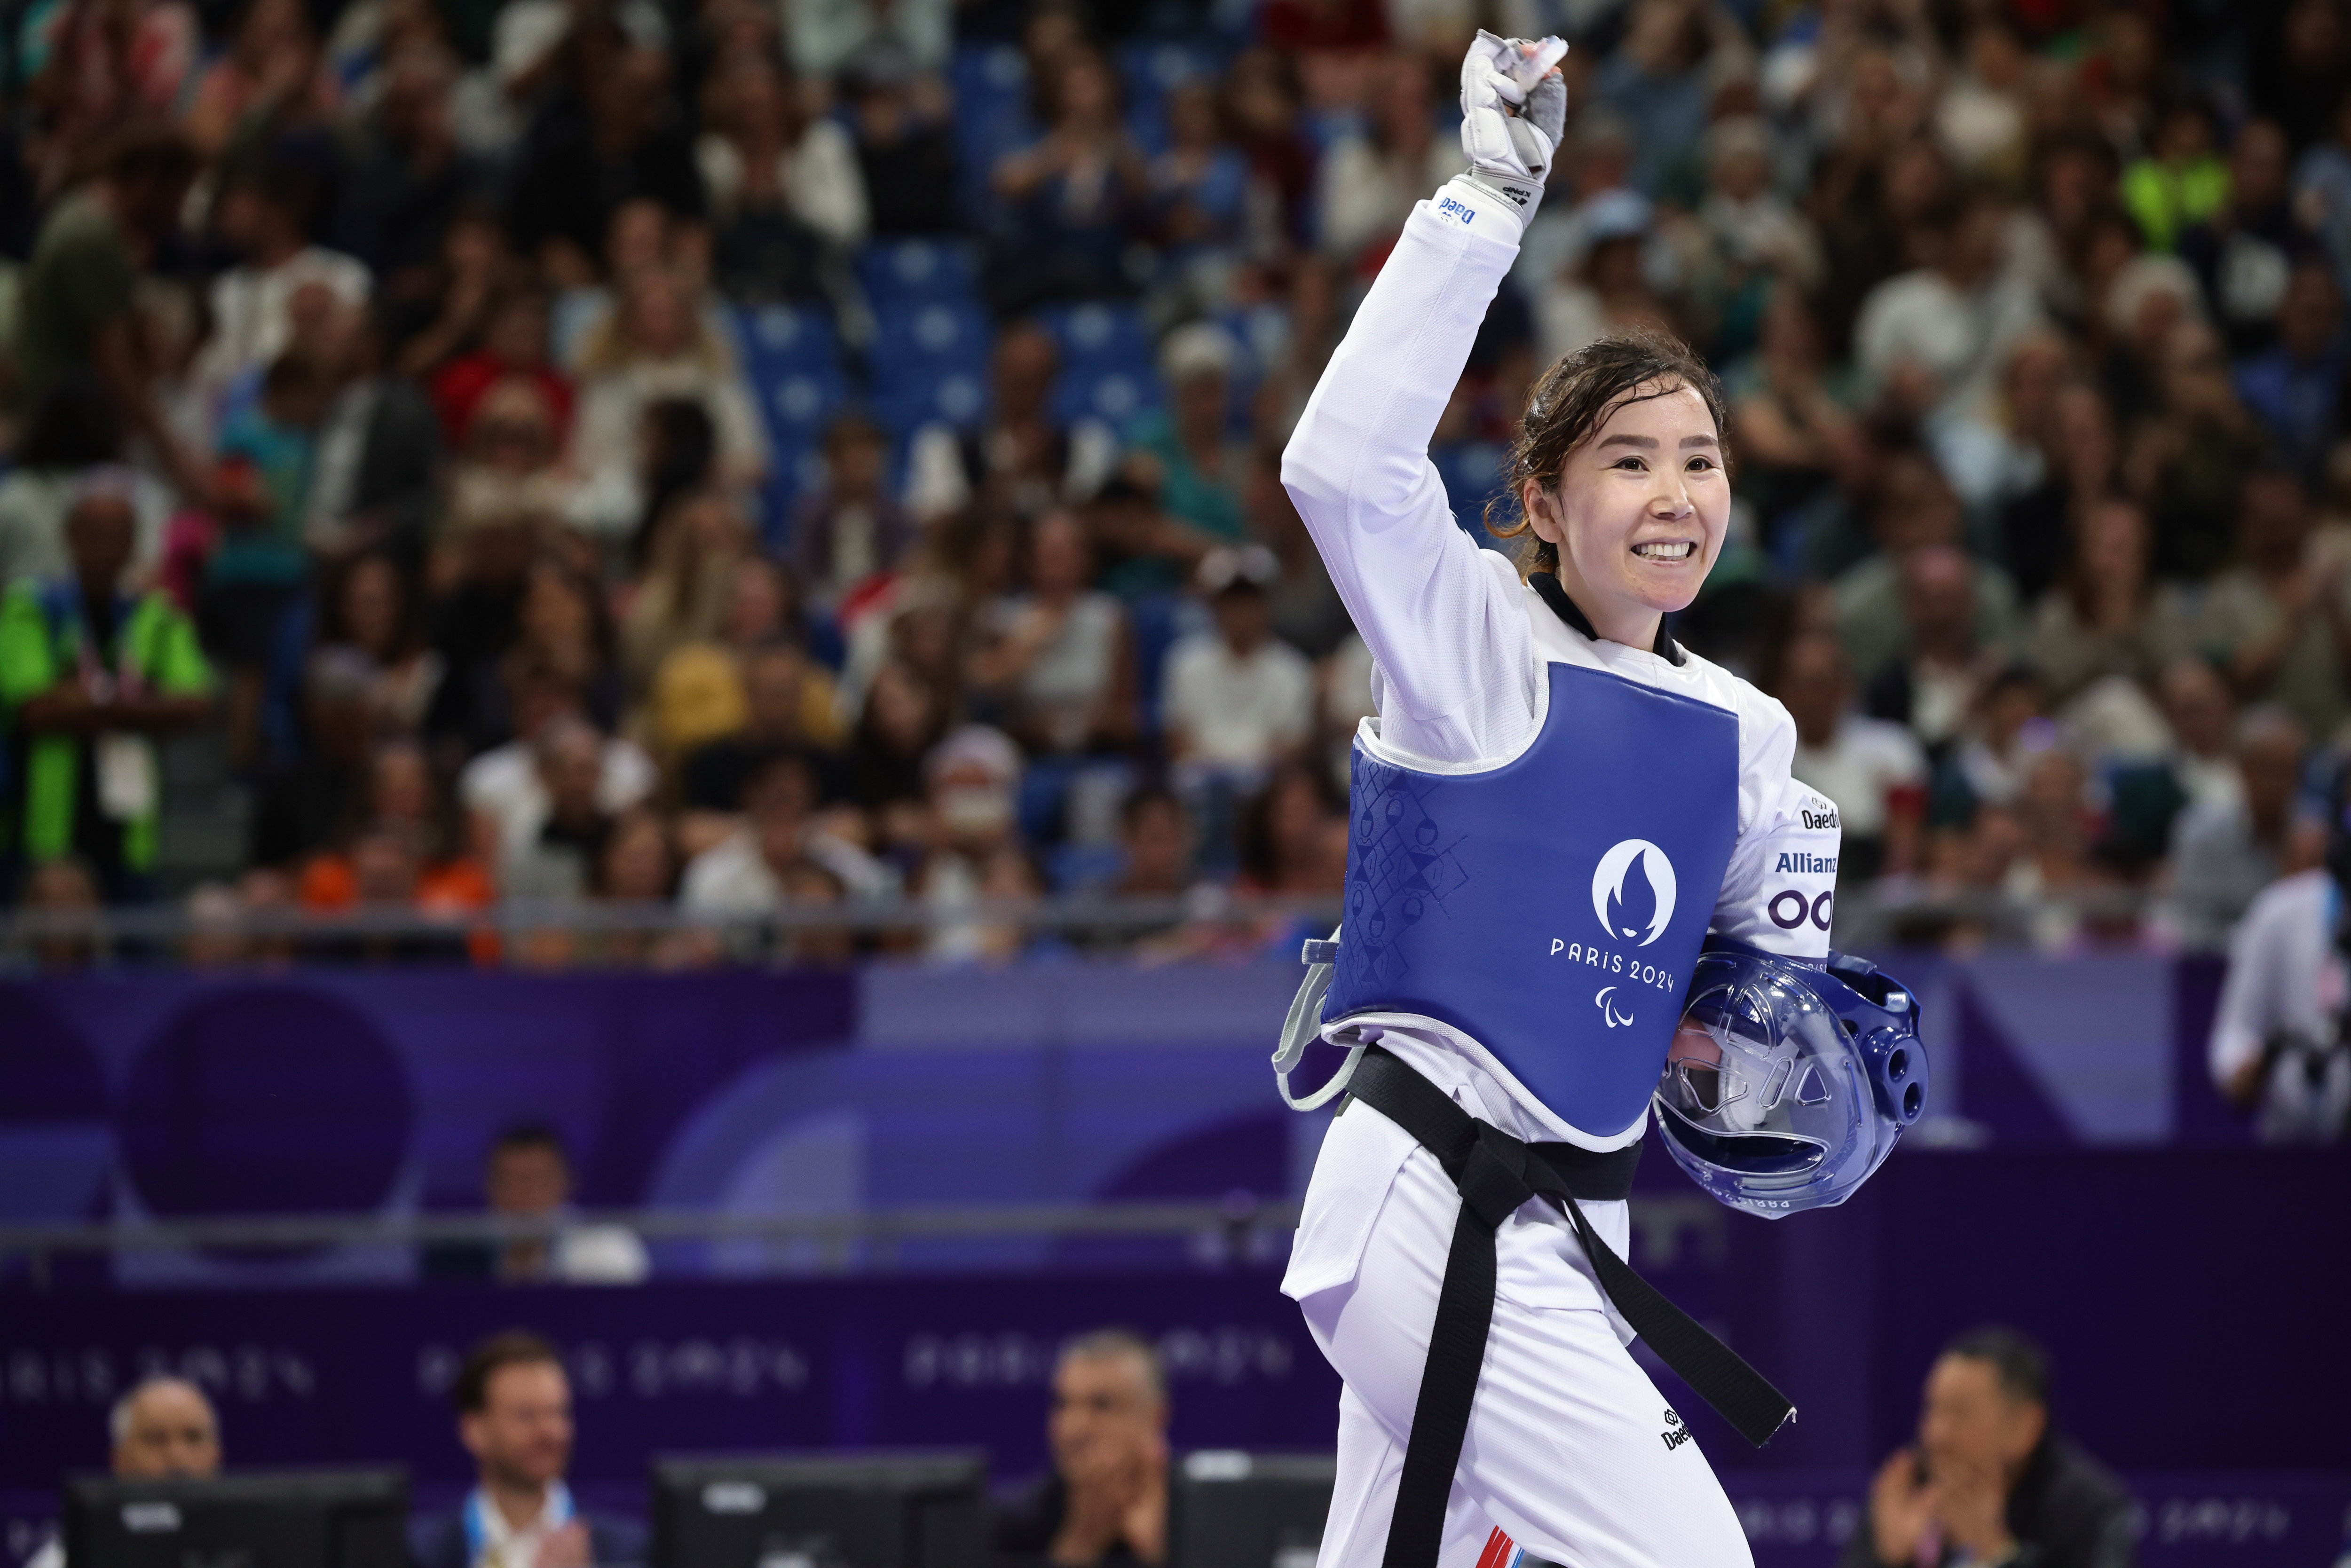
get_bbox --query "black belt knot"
[1339,1046,1793,1568]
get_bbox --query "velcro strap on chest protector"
[1342,1047,1795,1568]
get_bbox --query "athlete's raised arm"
[1279,33,1566,766]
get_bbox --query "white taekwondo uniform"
[1277,173,1844,1568]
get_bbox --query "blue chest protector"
[1324,660,1743,1136]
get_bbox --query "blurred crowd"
[2,0,2349,965]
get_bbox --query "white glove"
[1458,30,1569,222]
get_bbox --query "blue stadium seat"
[731,302,843,374]
[1050,363,1161,430]
[855,239,983,312]
[871,300,994,433]
[1036,300,1153,370]
[952,43,1035,226]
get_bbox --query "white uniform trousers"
[1289,1102,1753,1568]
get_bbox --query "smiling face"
[1522,381,1728,647]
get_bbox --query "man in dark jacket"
[410,1332,645,1568]
[1842,1327,2134,1568]
[992,1330,1169,1567]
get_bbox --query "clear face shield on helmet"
[1653,940,1927,1218]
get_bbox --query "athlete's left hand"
[1458,30,1568,220]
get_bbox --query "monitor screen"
[1167,1452,1336,1568]
[61,1469,409,1568]
[651,1451,988,1568]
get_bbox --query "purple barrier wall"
[0,953,2266,1267]
[5,1148,2345,1482]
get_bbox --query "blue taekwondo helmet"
[1651,938,1928,1219]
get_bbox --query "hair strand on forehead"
[1483,330,1729,579]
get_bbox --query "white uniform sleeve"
[1711,698,1840,959]
[2210,886,2294,1085]
[1280,179,1539,768]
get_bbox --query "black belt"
[1342,1047,1793,1568]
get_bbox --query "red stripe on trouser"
[1474,1526,1515,1568]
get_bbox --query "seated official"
[1841,1327,2134,1568]
[993,1331,1169,1567]
[25,1377,221,1568]
[413,1332,645,1568]
[423,1122,648,1284]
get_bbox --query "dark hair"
[94,125,198,188]
[454,1330,564,1414]
[16,373,124,470]
[1943,1325,2050,1406]
[1120,783,1184,834]
[1238,763,1341,887]
[1059,1327,1167,1404]
[489,1120,569,1164]
[1483,331,1728,578]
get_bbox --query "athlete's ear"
[1521,477,1565,545]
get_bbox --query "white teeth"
[1633,541,1694,559]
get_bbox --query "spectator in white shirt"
[1775,631,1928,881]
[460,704,656,874]
[1160,544,1313,784]
[679,750,892,919]
[1852,186,2043,421]
[198,158,372,410]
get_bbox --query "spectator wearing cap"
[2164,708,2316,949]
[1534,190,1673,365]
[1843,1327,2132,1568]
[0,488,212,903]
[1161,545,1313,786]
[969,510,1136,758]
[414,1332,646,1568]
[915,723,1038,962]
[1121,323,1249,554]
[1682,117,1824,350]
[22,1377,223,1568]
